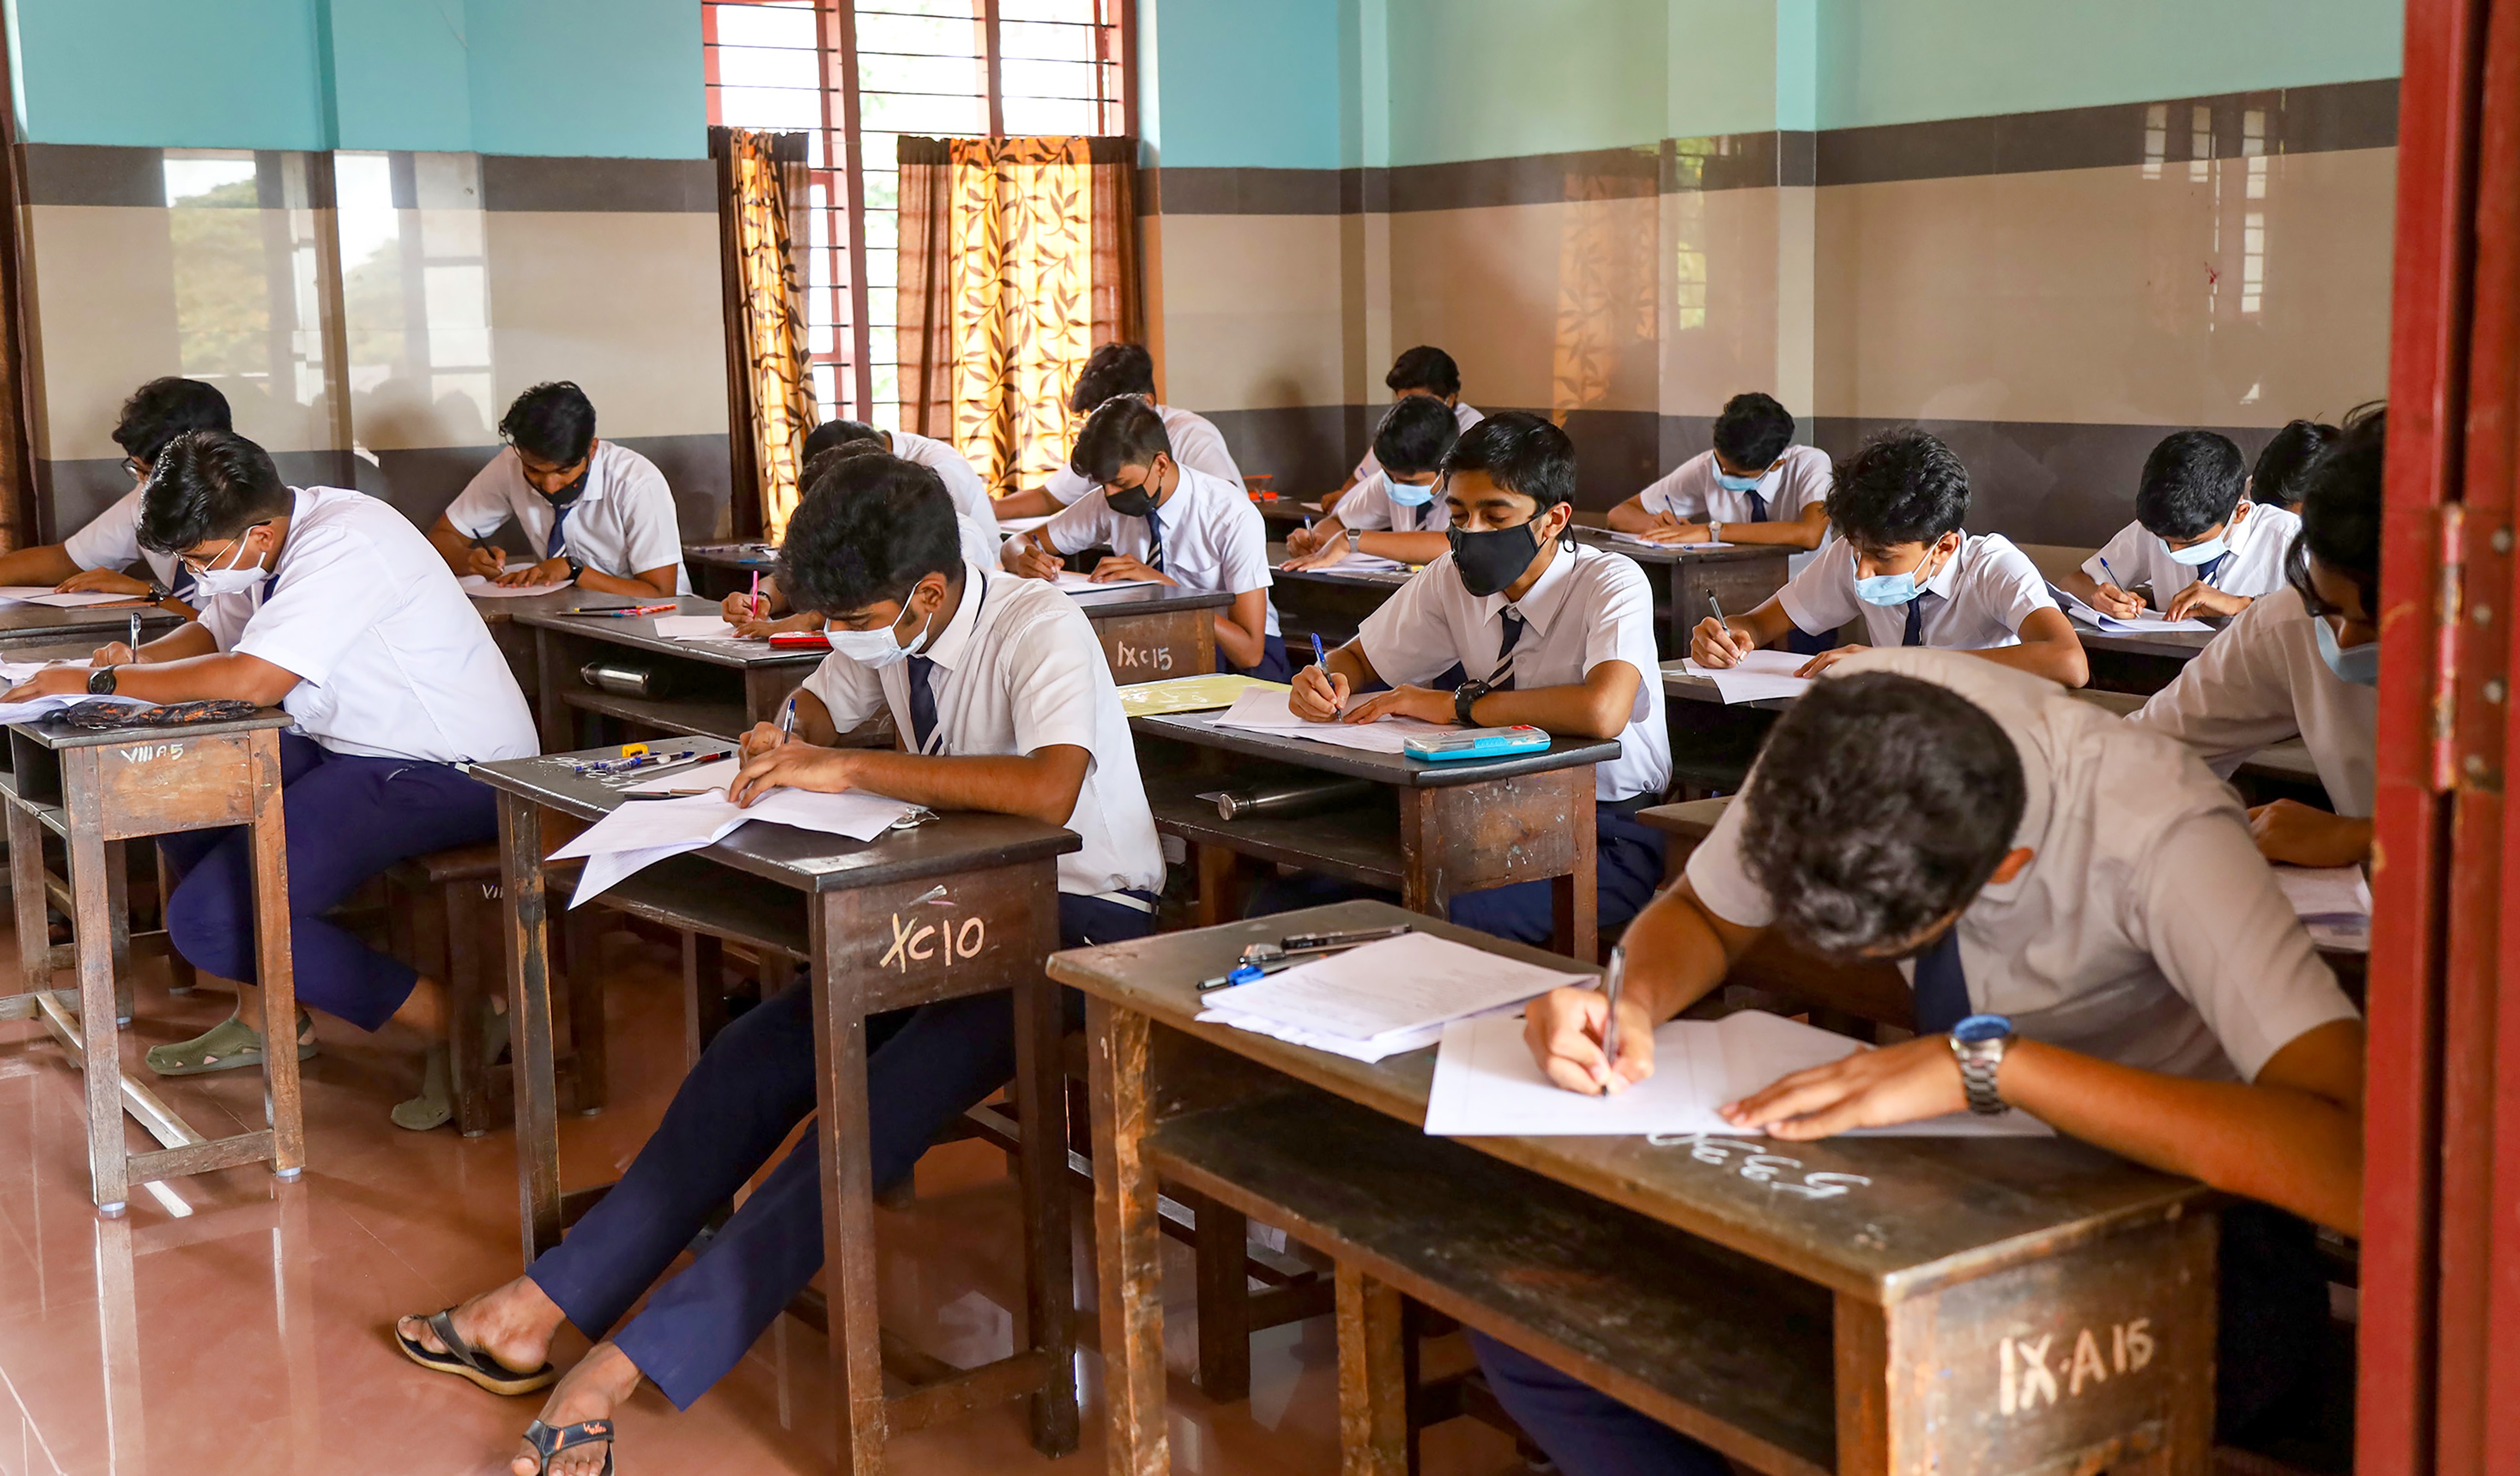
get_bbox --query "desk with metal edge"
[514,596,825,747]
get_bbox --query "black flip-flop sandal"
[394,1309,558,1396]
[520,1418,615,1475]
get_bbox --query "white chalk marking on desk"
[879,905,987,971]
[1997,1319,2151,1416]
[114,742,185,763]
[1111,639,1174,673]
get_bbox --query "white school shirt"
[1778,532,2055,650]
[1038,464,1279,637]
[887,429,999,544]
[1337,471,1452,534]
[443,441,692,594]
[2129,587,2378,816]
[1686,648,2358,1082]
[201,486,538,763]
[2081,500,2300,604]
[1352,401,1485,483]
[1633,444,1833,528]
[1356,541,1670,803]
[801,562,1166,903]
[62,486,185,592]
[1043,403,1246,505]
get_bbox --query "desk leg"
[533,624,573,754]
[102,838,132,1026]
[1555,794,1598,962]
[808,893,887,1475]
[1335,1263,1408,1476]
[63,757,125,1215]
[247,733,304,1178]
[8,796,50,1000]
[1087,997,1167,1476]
[1014,969,1080,1454]
[500,793,563,1263]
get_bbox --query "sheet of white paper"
[1207,688,1455,754]
[458,575,573,599]
[552,775,927,905]
[1680,650,1814,704]
[2048,584,2215,634]
[622,756,742,794]
[1327,552,1406,572]
[0,586,143,608]
[2277,864,2372,952]
[0,657,91,685]
[1201,932,1591,1043]
[1598,531,1734,551]
[1052,570,1160,594]
[652,615,742,640]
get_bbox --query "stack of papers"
[0,586,142,608]
[1209,686,1453,754]
[1196,932,1591,1063]
[1051,570,1163,604]
[458,575,573,599]
[1424,1009,2054,1138]
[554,761,925,905]
[1679,650,1813,704]
[1116,673,1286,718]
[2277,864,2372,952]
[1598,531,1734,551]
[2049,585,2214,634]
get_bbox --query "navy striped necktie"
[1912,929,1970,1033]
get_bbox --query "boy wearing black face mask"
[1003,396,1288,679]
[427,381,689,599]
[1288,413,1672,945]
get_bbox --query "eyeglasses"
[120,458,148,481]
[177,521,270,576]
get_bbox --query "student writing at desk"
[1003,395,1290,679]
[1689,428,2088,686]
[392,454,1162,1476]
[2133,405,2383,866]
[1321,344,1484,512]
[988,342,1244,520]
[1288,413,1671,943]
[0,376,232,615]
[1604,391,1832,550]
[1280,394,1458,571]
[3,431,538,1127]
[426,381,690,598]
[722,435,1001,636]
[2057,430,2301,622]
[1510,648,2364,1474]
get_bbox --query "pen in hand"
[1598,945,1626,1095]
[1705,592,1737,661]
[1309,631,1328,670]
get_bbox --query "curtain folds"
[710,127,817,540]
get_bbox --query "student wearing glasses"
[0,376,233,615]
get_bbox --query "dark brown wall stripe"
[18,143,716,212]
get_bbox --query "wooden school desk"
[1264,541,1410,650]
[1569,529,1794,660]
[515,596,824,748]
[0,705,302,1217]
[681,541,777,602]
[466,586,586,713]
[0,600,185,653]
[1057,900,2219,1476]
[471,745,1085,1472]
[2073,619,2218,695]
[1064,582,1231,682]
[1130,708,1618,960]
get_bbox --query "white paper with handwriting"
[551,782,923,906]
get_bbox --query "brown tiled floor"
[0,925,1530,1475]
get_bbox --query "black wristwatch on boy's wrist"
[1452,679,1491,726]
[87,665,119,696]
[563,555,586,583]
[144,581,169,604]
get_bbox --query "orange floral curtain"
[711,127,817,539]
[897,135,1140,498]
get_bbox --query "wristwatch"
[144,580,168,604]
[1707,521,1723,544]
[1949,1013,2015,1115]
[87,665,118,696]
[1345,527,1362,554]
[563,555,586,583]
[1453,678,1490,726]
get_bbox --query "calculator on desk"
[1403,725,1551,762]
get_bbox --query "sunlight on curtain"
[946,137,1095,499]
[725,129,817,537]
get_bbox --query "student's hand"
[4,667,92,702]
[736,719,793,764]
[2166,583,2251,621]
[1793,643,1872,679]
[728,740,853,807]
[2250,799,2376,869]
[1288,664,1350,721]
[1637,518,1709,546]
[1689,617,1752,668]
[1091,555,1175,587]
[1522,985,1656,1095]
[1341,684,1450,726]
[1284,525,1322,555]
[2090,582,2147,619]
[1721,1033,1967,1139]
[1003,536,1063,581]
[54,568,151,597]
[1280,542,1350,573]
[735,611,824,640]
[466,546,509,579]
[89,641,138,667]
[499,556,571,588]
[721,590,769,624]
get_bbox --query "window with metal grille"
[702,0,1130,429]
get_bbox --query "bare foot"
[515,1343,641,1475]
[398,1275,563,1376]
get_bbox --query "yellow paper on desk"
[1115,673,1287,718]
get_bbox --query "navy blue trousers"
[1472,1204,2326,1474]
[1220,631,1293,682]
[527,891,1154,1409]
[158,731,499,1031]
[1251,808,1666,948]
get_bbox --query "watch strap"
[1453,681,1486,726]
[1950,1032,2010,1114]
[88,665,118,696]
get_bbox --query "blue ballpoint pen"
[1310,632,1328,670]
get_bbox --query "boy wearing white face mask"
[1690,429,2089,687]
[1282,395,1458,571]
[2133,405,2384,867]
[2061,430,2302,624]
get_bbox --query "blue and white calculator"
[1403,725,1552,762]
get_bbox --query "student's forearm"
[1619,883,1749,1022]
[1968,638,2090,687]
[1604,498,1662,533]
[1356,531,1450,565]
[992,489,1063,521]
[818,747,1084,826]
[1213,608,1267,668]
[1740,600,1800,649]
[2056,568,2103,603]
[0,545,81,587]
[578,567,676,599]
[106,651,299,707]
[134,624,220,663]
[1466,663,1639,740]
[426,522,482,575]
[1720,512,1829,550]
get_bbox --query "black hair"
[775,453,962,615]
[136,430,292,553]
[1711,391,1794,472]
[1067,342,1157,414]
[2285,402,2385,619]
[1823,428,1970,549]
[804,419,883,460]
[2133,430,2246,540]
[1739,671,2028,961]
[1069,396,1173,484]
[2247,419,2341,512]
[112,378,232,466]
[499,381,598,466]
[797,436,892,492]
[1437,411,1577,513]
[1385,345,1462,398]
[1370,394,1460,479]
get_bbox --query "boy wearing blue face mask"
[1691,429,2090,687]
[2061,431,2303,624]
[1606,391,1833,549]
[2133,405,2383,867]
[1283,396,1459,571]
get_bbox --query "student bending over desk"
[427,381,689,599]
[1604,391,1832,550]
[1322,343,1484,510]
[0,376,232,615]
[1282,394,1458,571]
[990,342,1245,520]
[4,430,538,1127]
[2133,406,2384,867]
[1003,395,1289,679]
[394,453,1162,1476]
[1690,428,2088,687]
[2058,430,2300,623]
[1508,648,2362,1475]
[722,438,1000,637]
[1287,413,1671,943]
[2244,417,2342,514]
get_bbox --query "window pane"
[711,42,820,89]
[998,0,1097,23]
[862,0,978,21]
[1000,19,1095,61]
[863,91,986,134]
[858,51,986,95]
[1003,96,1096,135]
[713,85,823,129]
[856,11,980,56]
[1001,57,1098,99]
[709,3,818,48]
[861,170,900,212]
